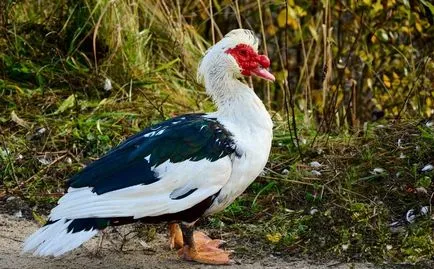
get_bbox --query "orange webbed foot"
[169,223,231,264]
[178,244,232,265]
[169,223,225,250]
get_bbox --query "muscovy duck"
[22,29,274,265]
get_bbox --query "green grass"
[207,121,434,264]
[2,88,434,265]
[0,0,210,203]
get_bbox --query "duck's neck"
[204,73,272,130]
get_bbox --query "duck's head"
[198,29,275,84]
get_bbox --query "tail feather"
[22,218,99,257]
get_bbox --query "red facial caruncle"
[225,44,275,81]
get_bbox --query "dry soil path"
[0,214,376,269]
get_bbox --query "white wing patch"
[49,157,232,220]
[143,126,167,138]
[169,186,197,200]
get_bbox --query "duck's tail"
[22,218,101,257]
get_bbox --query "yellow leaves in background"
[392,72,401,87]
[277,5,306,29]
[359,50,373,63]
[274,70,288,83]
[383,74,391,88]
[383,73,401,89]
[267,24,279,36]
[415,21,423,32]
[294,6,307,17]
[266,232,282,244]
[386,0,396,8]
[362,0,394,7]
[372,0,383,13]
[277,9,297,29]
[308,23,319,41]
[367,78,373,89]
[426,98,433,116]
[401,26,410,33]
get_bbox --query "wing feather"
[50,114,236,220]
[50,157,232,220]
[67,114,236,195]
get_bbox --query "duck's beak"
[251,55,275,81]
[251,66,275,81]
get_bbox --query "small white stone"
[426,121,433,127]
[389,220,400,227]
[309,161,322,168]
[311,170,321,176]
[6,196,17,202]
[37,156,51,165]
[37,127,46,135]
[14,210,23,218]
[415,187,428,194]
[342,244,349,251]
[397,139,403,148]
[281,169,289,175]
[421,164,433,172]
[406,209,416,223]
[386,245,393,251]
[372,168,386,174]
[310,208,319,215]
[104,78,112,91]
[420,206,430,215]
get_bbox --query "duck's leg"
[92,229,106,257]
[169,223,183,250]
[178,222,231,265]
[168,223,224,250]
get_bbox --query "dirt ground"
[0,213,377,269]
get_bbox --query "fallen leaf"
[11,111,30,128]
[54,94,76,114]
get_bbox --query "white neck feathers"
[202,68,272,131]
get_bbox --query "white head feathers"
[197,29,259,84]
